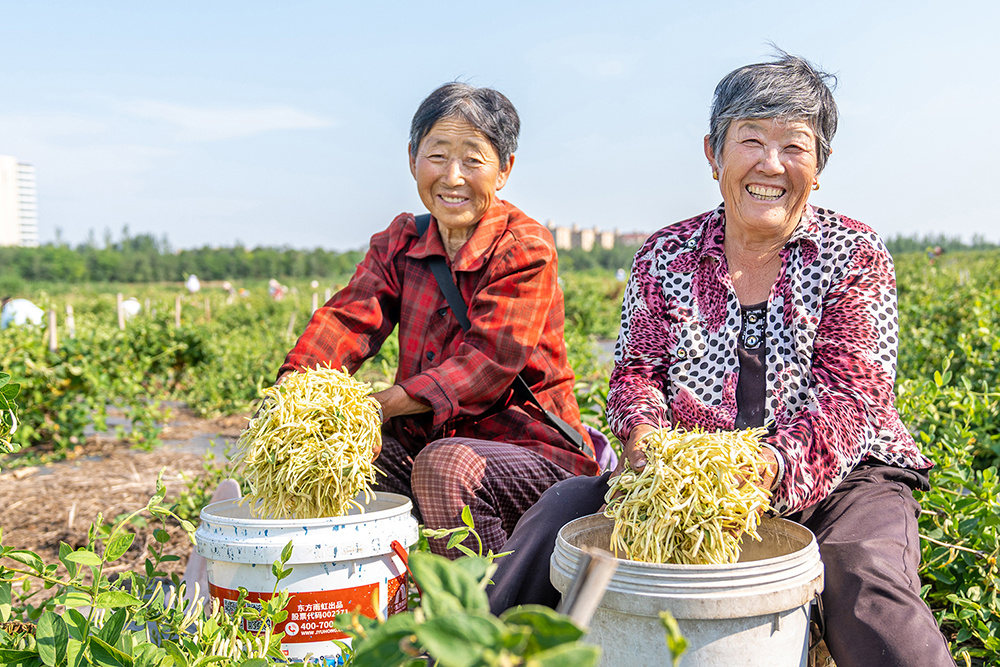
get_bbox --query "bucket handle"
[809,593,826,650]
[391,540,422,597]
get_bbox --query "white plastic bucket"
[551,515,824,667]
[196,493,419,665]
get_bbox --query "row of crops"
[1,256,998,662]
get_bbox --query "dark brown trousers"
[487,465,955,667]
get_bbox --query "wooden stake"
[65,304,76,339]
[47,309,58,352]
[312,292,319,312]
[117,293,126,330]
[285,312,297,342]
[204,298,211,322]
[325,288,332,302]
[175,295,182,328]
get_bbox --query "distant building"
[545,221,647,251]
[0,155,38,247]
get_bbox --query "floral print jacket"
[607,204,932,514]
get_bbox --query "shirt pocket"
[668,319,707,366]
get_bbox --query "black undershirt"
[735,301,767,430]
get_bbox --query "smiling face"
[705,117,819,245]
[409,116,514,237]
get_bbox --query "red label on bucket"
[210,574,407,643]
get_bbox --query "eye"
[426,153,446,162]
[741,138,763,147]
[465,156,485,167]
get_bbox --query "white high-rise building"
[0,155,38,247]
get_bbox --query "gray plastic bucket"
[551,515,823,667]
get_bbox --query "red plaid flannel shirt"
[280,199,598,477]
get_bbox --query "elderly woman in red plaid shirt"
[278,83,602,558]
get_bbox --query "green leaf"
[237,660,269,667]
[131,643,166,667]
[500,605,584,652]
[460,505,474,530]
[89,635,133,667]
[660,610,688,665]
[414,613,504,667]
[0,649,43,666]
[36,611,69,666]
[162,640,188,667]
[58,542,80,579]
[152,529,170,544]
[98,608,130,645]
[6,550,45,572]
[280,540,294,563]
[66,638,86,667]
[64,549,104,568]
[104,533,136,563]
[65,608,90,641]
[347,612,420,665]
[0,580,11,622]
[52,591,93,610]
[445,530,470,550]
[95,590,143,609]
[408,552,489,618]
[525,642,601,667]
[147,475,166,510]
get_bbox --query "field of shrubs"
[1,251,998,664]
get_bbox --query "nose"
[442,158,465,186]
[758,147,783,174]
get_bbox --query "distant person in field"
[489,52,955,666]
[0,296,44,330]
[276,82,602,558]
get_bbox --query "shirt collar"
[406,199,510,272]
[695,203,822,262]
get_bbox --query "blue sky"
[1,1,996,250]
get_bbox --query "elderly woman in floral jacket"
[488,53,954,667]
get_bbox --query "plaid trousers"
[374,433,577,558]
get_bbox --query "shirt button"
[437,308,448,317]
[676,348,687,359]
[426,351,435,361]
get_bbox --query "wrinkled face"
[409,117,513,233]
[705,117,819,242]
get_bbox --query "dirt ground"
[0,408,250,589]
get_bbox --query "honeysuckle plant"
[334,507,602,667]
[0,473,293,667]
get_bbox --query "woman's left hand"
[612,423,657,476]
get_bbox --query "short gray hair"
[708,51,838,173]
[409,82,520,166]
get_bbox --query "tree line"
[884,233,998,256]
[2,226,993,290]
[0,230,364,288]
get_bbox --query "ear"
[408,143,417,179]
[495,154,515,191]
[703,135,718,171]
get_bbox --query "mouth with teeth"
[746,184,785,201]
[439,195,468,204]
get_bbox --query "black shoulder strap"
[414,213,586,454]
[415,214,471,330]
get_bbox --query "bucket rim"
[200,492,414,528]
[556,514,818,572]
